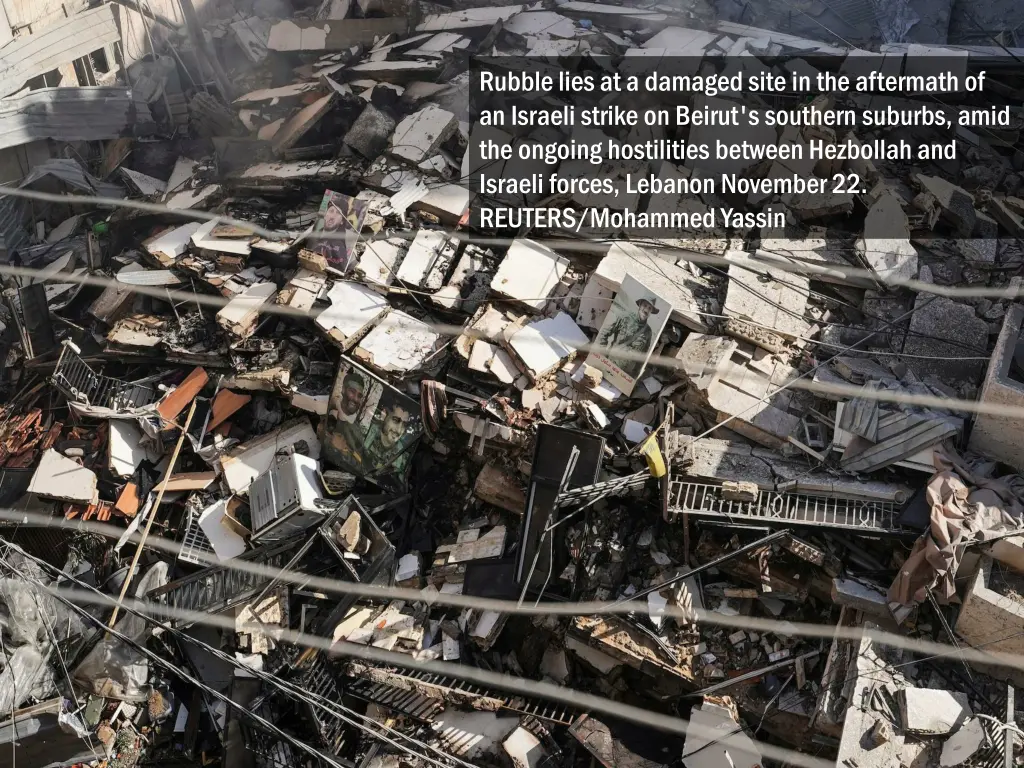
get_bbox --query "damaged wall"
[955,556,1024,686]
[969,304,1024,472]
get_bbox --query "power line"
[682,295,935,445]
[41,582,834,768]
[1,542,835,768]
[0,247,1014,419]
[0,570,350,767]
[0,276,998,437]
[1,184,1022,301]
[0,507,1009,666]
[7,512,1024,752]
[40,580,1024,766]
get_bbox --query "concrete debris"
[491,239,568,311]
[682,698,764,768]
[900,688,973,735]
[5,6,1024,768]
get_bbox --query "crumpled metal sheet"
[889,446,1024,611]
[1,159,126,255]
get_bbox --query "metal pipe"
[609,528,792,607]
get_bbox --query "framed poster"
[322,357,422,491]
[586,274,672,395]
[309,190,368,273]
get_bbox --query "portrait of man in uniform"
[586,274,672,395]
[322,359,422,491]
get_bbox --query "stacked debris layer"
[4,1,1024,767]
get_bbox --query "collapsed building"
[2,0,1024,767]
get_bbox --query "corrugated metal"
[0,195,28,252]
[17,158,125,197]
[0,5,119,98]
[0,87,151,151]
[0,158,125,252]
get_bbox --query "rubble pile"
[5,0,1024,766]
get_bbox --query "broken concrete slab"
[191,220,253,256]
[356,238,408,289]
[388,104,457,166]
[216,282,277,339]
[901,294,988,385]
[491,239,568,312]
[940,718,985,767]
[29,449,98,505]
[234,82,323,106]
[678,334,738,391]
[508,312,589,380]
[831,577,890,618]
[231,17,272,64]
[395,230,458,291]
[144,223,204,265]
[431,244,493,313]
[277,269,328,313]
[416,5,525,31]
[914,174,976,237]
[988,196,1024,237]
[900,688,972,735]
[353,310,442,375]
[956,557,1024,686]
[267,18,409,51]
[970,305,1024,472]
[272,92,336,155]
[682,699,763,768]
[722,256,811,350]
[858,192,918,282]
[473,465,524,514]
[315,281,389,349]
[344,104,396,159]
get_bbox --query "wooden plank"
[156,367,208,423]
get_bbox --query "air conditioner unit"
[249,453,324,542]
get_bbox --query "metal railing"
[666,479,910,535]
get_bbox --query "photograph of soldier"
[586,274,673,395]
[309,190,368,273]
[362,399,416,489]
[322,358,422,491]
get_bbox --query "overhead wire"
[4,506,1024,756]
[38,581,1024,768]
[3,183,1024,301]
[1,544,833,768]
[2,546,477,768]
[0,506,1015,671]
[0,554,350,768]
[0,253,1015,417]
[4,26,1020,768]
[39,582,837,768]
[682,295,935,446]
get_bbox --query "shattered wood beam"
[108,401,197,628]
